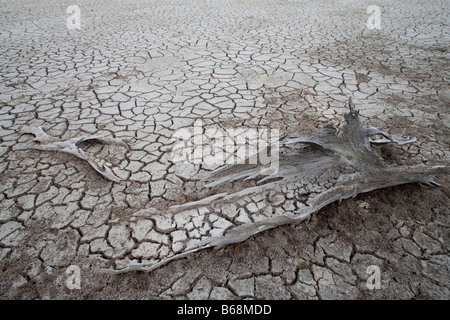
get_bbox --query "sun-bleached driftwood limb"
[96,98,449,274]
[22,126,129,183]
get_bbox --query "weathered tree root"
[99,99,447,274]
[22,126,129,183]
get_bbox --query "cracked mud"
[0,0,449,299]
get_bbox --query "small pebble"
[394,220,404,229]
[44,266,54,275]
[399,226,410,237]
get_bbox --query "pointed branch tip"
[348,97,359,117]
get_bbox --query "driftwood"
[98,98,448,274]
[22,126,129,182]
